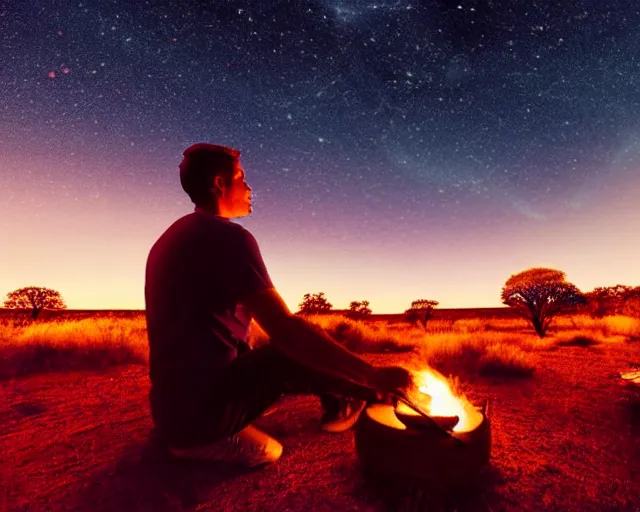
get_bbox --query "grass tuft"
[478,344,536,377]
[420,334,485,376]
[420,332,538,377]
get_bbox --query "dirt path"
[2,345,639,512]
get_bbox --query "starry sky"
[1,0,639,313]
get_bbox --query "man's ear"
[212,175,226,196]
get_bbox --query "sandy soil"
[2,343,639,512]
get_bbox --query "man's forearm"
[271,315,375,387]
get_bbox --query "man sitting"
[145,143,413,468]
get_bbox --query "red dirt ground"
[2,344,639,512]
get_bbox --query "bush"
[478,344,536,377]
[421,334,486,376]
[554,336,599,347]
[621,296,640,318]
[421,332,539,378]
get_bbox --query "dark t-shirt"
[144,207,273,439]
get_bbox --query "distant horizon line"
[0,306,512,314]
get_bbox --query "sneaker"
[321,397,367,433]
[168,425,283,468]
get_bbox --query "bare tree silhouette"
[501,268,586,338]
[3,286,67,320]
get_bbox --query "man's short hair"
[179,143,241,205]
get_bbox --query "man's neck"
[194,205,228,219]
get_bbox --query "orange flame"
[410,369,483,433]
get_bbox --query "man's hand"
[369,366,414,397]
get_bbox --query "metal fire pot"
[354,399,491,488]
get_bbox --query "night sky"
[2,1,639,312]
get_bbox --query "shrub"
[421,334,486,376]
[420,332,540,378]
[478,344,536,377]
[554,336,600,347]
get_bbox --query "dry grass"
[408,314,638,378]
[418,331,539,377]
[478,344,536,377]
[0,317,148,379]
[548,316,640,348]
[1,312,637,381]
[552,314,640,338]
[302,315,416,353]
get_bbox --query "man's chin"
[236,206,252,218]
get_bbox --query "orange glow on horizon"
[1,164,638,313]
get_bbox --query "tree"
[298,292,333,314]
[584,285,632,317]
[404,299,439,328]
[3,286,67,320]
[347,300,372,319]
[501,268,586,338]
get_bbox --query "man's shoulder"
[154,212,258,253]
[189,214,262,251]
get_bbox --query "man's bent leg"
[202,344,377,441]
[167,344,375,466]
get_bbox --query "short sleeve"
[224,227,274,303]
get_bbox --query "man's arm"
[240,288,378,388]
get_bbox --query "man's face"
[215,162,252,218]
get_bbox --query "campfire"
[354,365,491,497]
[397,368,484,434]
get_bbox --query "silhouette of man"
[145,143,413,467]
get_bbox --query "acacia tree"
[347,300,372,319]
[298,292,333,314]
[501,268,586,338]
[3,286,67,320]
[404,299,439,328]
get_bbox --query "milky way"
[1,1,639,310]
